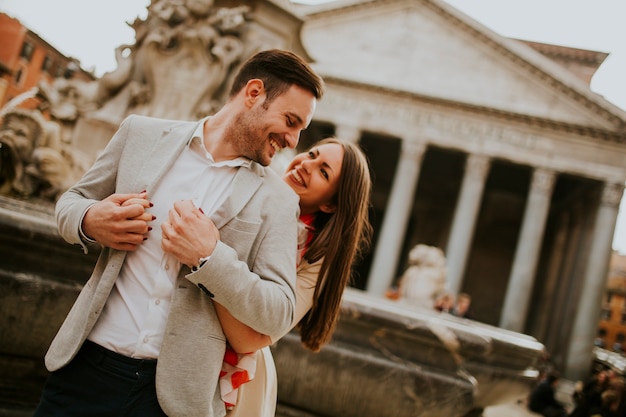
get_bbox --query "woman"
[215,137,373,416]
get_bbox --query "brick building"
[0,12,94,110]
[598,251,626,351]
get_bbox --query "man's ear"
[244,79,265,107]
[319,202,337,214]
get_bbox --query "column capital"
[601,182,625,208]
[465,154,491,181]
[402,140,427,160]
[531,168,557,195]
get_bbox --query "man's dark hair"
[229,49,324,102]
[546,371,560,384]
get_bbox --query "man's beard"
[223,106,271,166]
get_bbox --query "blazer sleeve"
[55,115,134,251]
[187,178,300,342]
[55,115,192,252]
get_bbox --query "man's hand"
[161,200,219,268]
[83,192,154,251]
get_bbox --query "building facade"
[0,13,94,110]
[1,0,625,383]
[598,252,626,352]
[290,0,626,381]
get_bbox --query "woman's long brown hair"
[296,137,372,352]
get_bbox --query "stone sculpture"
[36,60,124,144]
[0,108,91,201]
[133,0,249,120]
[3,0,252,201]
[0,3,548,416]
[39,0,249,127]
[398,243,448,308]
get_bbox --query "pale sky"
[1,0,625,253]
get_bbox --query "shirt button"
[143,337,149,343]
[155,299,161,305]
[164,264,170,271]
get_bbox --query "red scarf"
[299,213,316,259]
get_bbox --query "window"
[595,329,607,348]
[41,56,53,73]
[600,308,612,321]
[20,42,34,61]
[14,67,24,84]
[614,335,625,353]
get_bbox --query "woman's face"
[283,143,344,215]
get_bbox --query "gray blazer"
[49,115,299,417]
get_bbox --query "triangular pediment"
[298,0,626,132]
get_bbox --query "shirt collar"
[189,117,251,168]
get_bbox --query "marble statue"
[5,0,252,201]
[42,0,251,127]
[398,243,448,308]
[37,58,130,144]
[0,108,92,201]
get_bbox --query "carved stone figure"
[132,0,249,120]
[0,109,45,196]
[14,0,253,201]
[34,49,134,153]
[32,0,250,165]
[398,244,448,308]
[0,108,92,201]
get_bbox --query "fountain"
[0,1,546,415]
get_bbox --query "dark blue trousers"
[33,340,167,417]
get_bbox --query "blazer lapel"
[125,117,265,230]
[211,166,263,229]
[132,122,199,193]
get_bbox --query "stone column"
[366,140,427,296]
[444,154,491,295]
[499,168,556,331]
[565,182,624,381]
[334,124,361,143]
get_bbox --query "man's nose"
[285,130,300,149]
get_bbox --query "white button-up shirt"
[89,119,250,359]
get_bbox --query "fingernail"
[199,208,205,214]
[140,189,147,193]
[148,226,153,231]
[149,202,154,207]
[143,237,147,241]
[152,215,156,220]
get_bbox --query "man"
[34,49,324,417]
[452,292,473,319]
[528,371,568,417]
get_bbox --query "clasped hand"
[82,192,154,251]
[161,199,219,268]
[82,193,219,267]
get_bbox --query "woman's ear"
[319,202,337,214]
